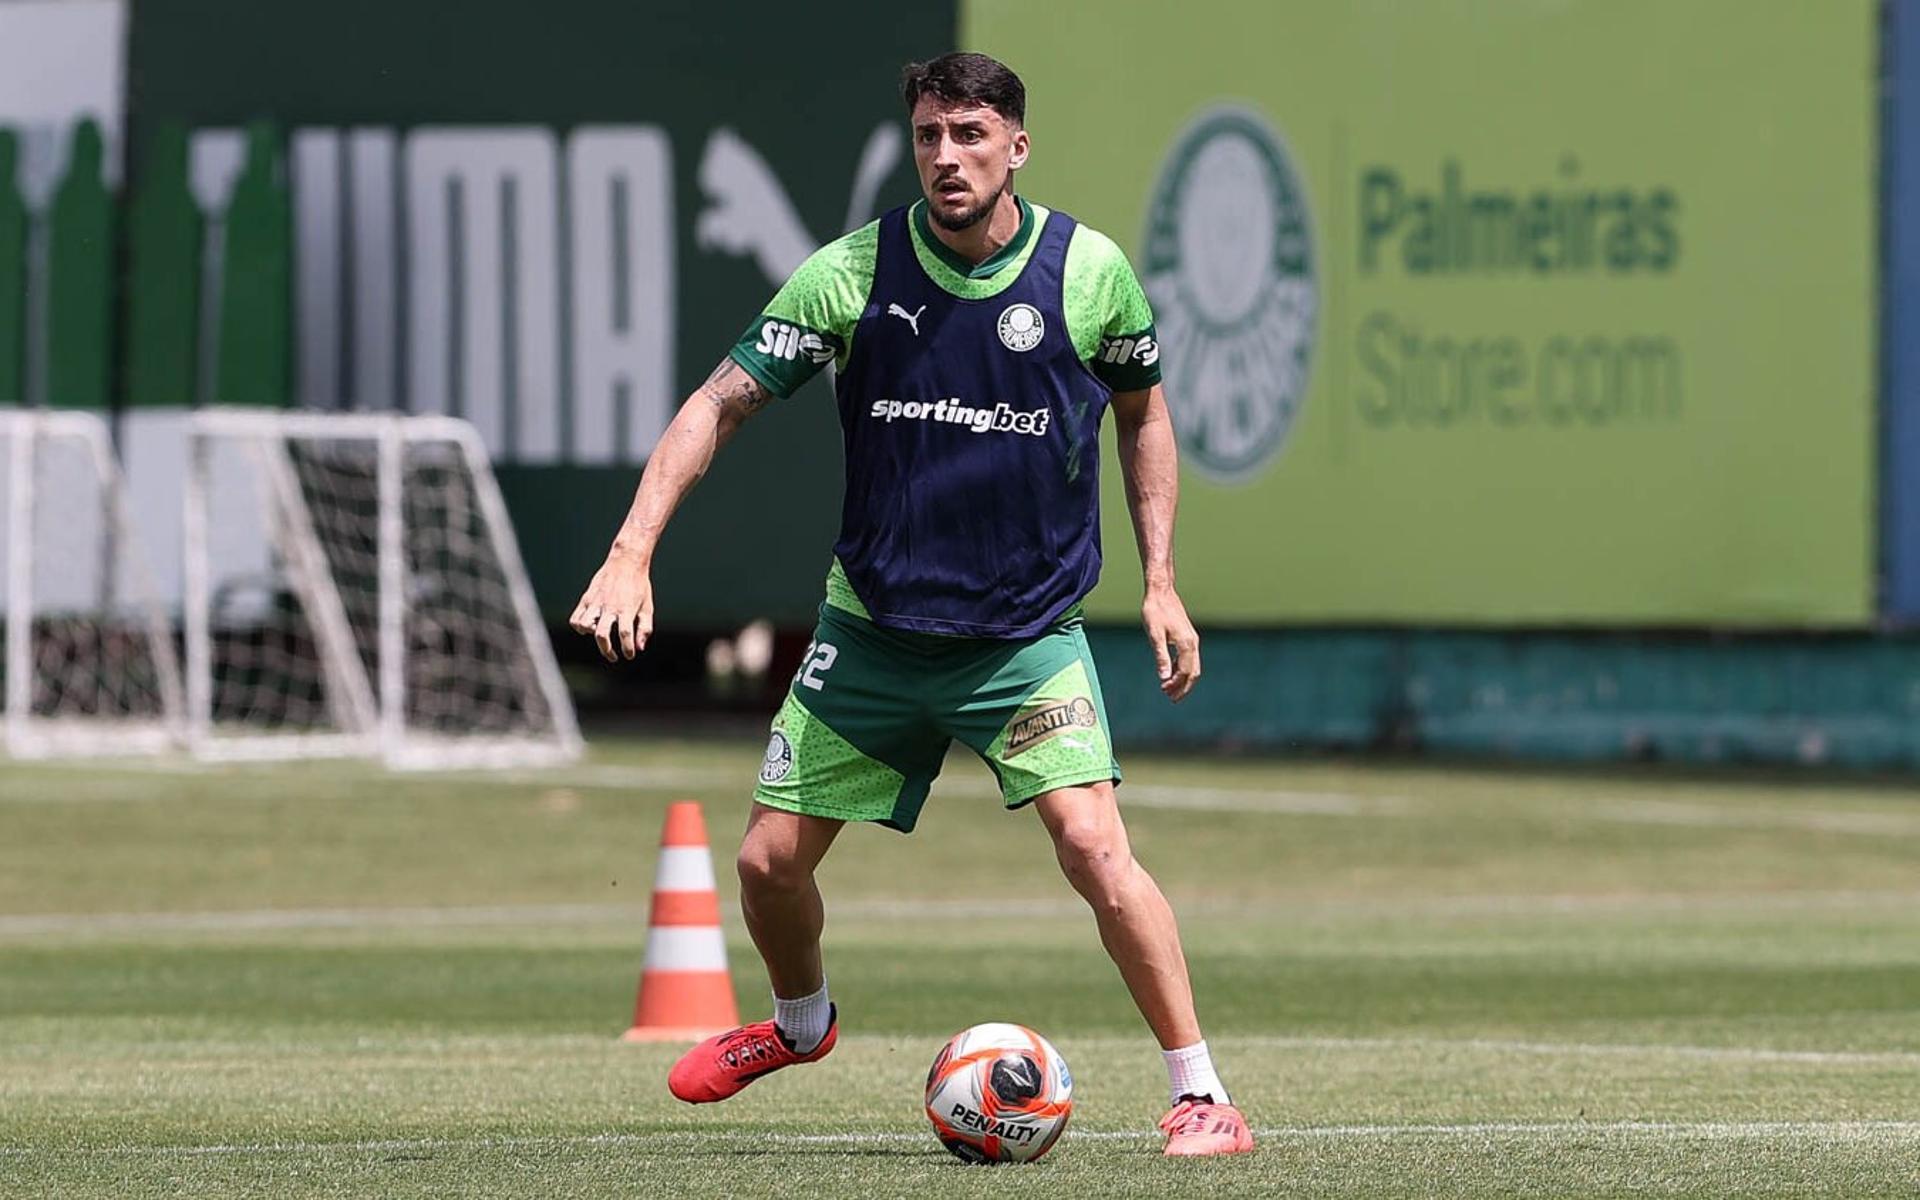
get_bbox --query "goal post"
[183,409,582,769]
[0,409,185,759]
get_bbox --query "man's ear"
[1009,127,1030,172]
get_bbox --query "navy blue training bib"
[833,205,1112,639]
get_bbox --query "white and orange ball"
[924,1022,1073,1164]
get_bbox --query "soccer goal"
[183,409,581,769]
[1,409,185,759]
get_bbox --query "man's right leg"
[737,802,843,1001]
[669,607,948,1104]
[666,804,845,1104]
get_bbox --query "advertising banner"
[0,0,125,408]
[1888,0,1920,622]
[0,0,125,200]
[970,0,1877,626]
[128,0,955,624]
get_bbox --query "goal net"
[1,410,184,758]
[184,410,581,769]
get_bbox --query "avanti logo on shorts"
[1005,697,1099,756]
[869,398,1051,436]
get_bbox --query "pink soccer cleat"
[1159,1095,1256,1157]
[666,1008,838,1104]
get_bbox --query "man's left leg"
[1033,782,1254,1157]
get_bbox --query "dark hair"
[900,53,1026,127]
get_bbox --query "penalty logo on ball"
[925,1022,1073,1164]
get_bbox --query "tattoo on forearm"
[700,358,773,418]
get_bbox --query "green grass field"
[3,739,1918,1197]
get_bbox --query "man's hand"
[567,355,776,666]
[1113,384,1198,702]
[569,550,654,662]
[1142,585,1201,702]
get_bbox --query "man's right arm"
[569,219,877,662]
[567,357,773,662]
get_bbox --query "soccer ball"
[924,1022,1073,1164]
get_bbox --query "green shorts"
[753,605,1122,833]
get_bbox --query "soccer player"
[570,52,1252,1158]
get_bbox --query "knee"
[1052,817,1134,908]
[736,841,810,895]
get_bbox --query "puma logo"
[697,124,904,283]
[887,303,927,336]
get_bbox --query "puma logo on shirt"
[887,303,927,336]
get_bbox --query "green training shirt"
[728,196,1162,626]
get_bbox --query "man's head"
[900,53,1029,232]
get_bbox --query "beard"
[929,178,1006,232]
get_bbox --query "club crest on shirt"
[997,302,1045,352]
[1005,696,1099,756]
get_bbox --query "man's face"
[910,97,1029,232]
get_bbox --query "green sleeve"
[1062,224,1163,393]
[727,221,879,399]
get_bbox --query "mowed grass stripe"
[8,1121,1920,1159]
[14,756,1920,836]
[8,1031,1919,1068]
[9,888,1920,938]
[8,938,1916,1038]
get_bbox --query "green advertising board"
[128,0,956,626]
[969,0,1876,626]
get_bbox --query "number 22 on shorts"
[795,641,839,691]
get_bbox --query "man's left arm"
[1110,384,1201,702]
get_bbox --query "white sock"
[1163,1040,1229,1106]
[773,982,831,1054]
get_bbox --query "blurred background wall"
[3,0,1919,766]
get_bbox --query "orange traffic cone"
[621,801,741,1042]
